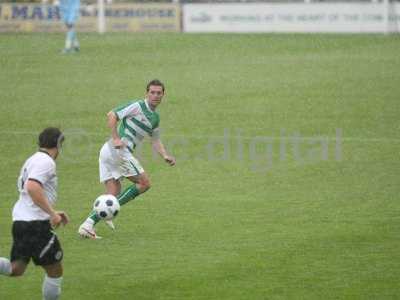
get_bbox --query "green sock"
[87,185,140,225]
[88,210,101,224]
[118,185,141,206]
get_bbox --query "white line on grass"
[0,130,399,143]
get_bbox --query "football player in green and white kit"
[78,79,175,239]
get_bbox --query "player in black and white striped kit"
[0,127,69,300]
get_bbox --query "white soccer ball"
[93,194,120,220]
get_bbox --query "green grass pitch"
[0,33,399,299]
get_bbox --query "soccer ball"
[93,194,120,220]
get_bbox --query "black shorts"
[10,220,63,266]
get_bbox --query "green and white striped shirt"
[113,99,160,152]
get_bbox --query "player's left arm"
[26,180,69,228]
[152,138,176,166]
[26,160,69,228]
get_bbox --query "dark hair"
[38,127,64,149]
[146,79,165,92]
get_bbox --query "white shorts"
[99,141,144,183]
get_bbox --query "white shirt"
[12,151,58,221]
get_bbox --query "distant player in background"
[60,0,80,53]
[78,79,176,239]
[0,127,69,300]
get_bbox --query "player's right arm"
[107,111,124,148]
[25,180,67,228]
[108,101,140,149]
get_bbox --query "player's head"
[146,79,165,109]
[146,79,165,93]
[38,127,65,152]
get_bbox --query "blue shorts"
[60,0,80,24]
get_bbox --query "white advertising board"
[183,3,400,33]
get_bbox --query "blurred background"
[0,0,399,34]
